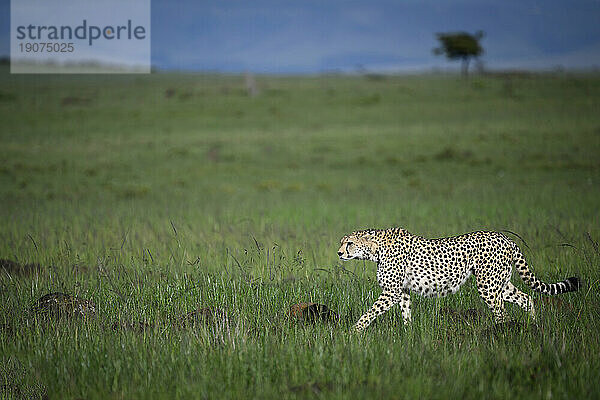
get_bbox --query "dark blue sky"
[2,0,600,73]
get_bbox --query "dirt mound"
[288,303,339,323]
[176,307,229,329]
[165,88,176,98]
[31,292,96,319]
[0,259,42,275]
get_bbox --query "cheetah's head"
[338,231,378,262]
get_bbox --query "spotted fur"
[338,228,580,332]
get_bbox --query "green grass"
[1,68,599,399]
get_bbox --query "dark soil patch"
[61,96,91,106]
[206,143,222,162]
[288,303,339,324]
[434,147,474,161]
[480,320,538,338]
[165,88,176,98]
[0,259,42,275]
[31,292,96,319]
[440,306,486,325]
[289,381,334,395]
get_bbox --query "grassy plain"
[0,67,599,399]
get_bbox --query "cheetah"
[338,228,580,332]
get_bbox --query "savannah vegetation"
[434,31,485,77]
[0,67,599,399]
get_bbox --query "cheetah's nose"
[337,251,343,257]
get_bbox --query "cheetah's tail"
[512,244,580,295]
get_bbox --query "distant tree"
[433,31,484,77]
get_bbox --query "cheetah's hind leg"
[502,281,535,320]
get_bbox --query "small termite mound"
[288,303,339,324]
[176,307,229,329]
[31,292,96,319]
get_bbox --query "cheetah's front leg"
[353,290,399,332]
[399,290,411,324]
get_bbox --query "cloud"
[2,0,600,72]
